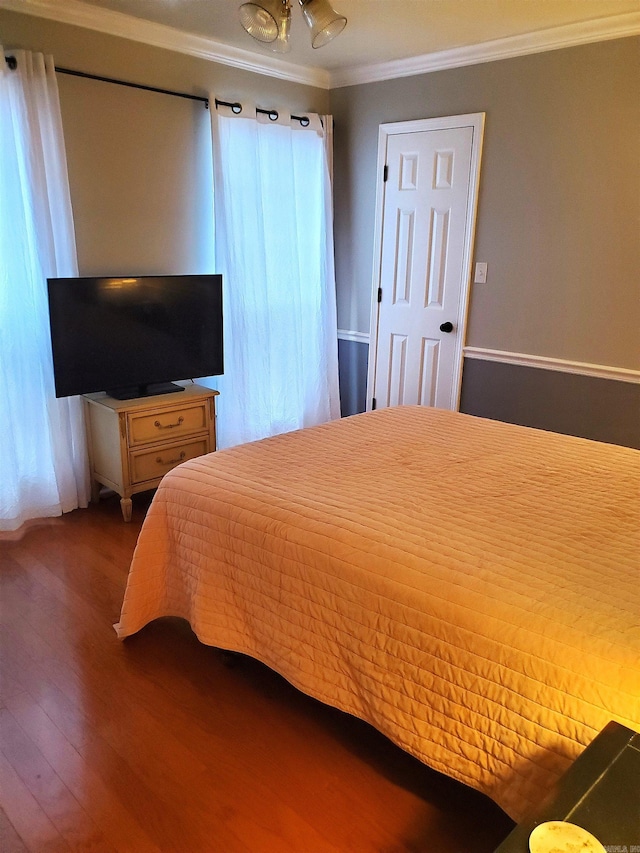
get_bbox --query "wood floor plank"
[4,692,162,853]
[0,493,515,851]
[0,804,29,853]
[0,748,70,853]
[0,705,116,853]
[0,610,226,842]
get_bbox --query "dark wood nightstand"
[495,721,640,852]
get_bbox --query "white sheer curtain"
[210,105,340,449]
[0,48,89,532]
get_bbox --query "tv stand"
[83,383,218,521]
[107,382,185,401]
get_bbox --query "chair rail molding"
[338,329,369,344]
[463,347,640,384]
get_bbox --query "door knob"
[439,321,454,333]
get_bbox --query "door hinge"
[377,287,382,303]
[383,164,388,182]
[371,398,377,410]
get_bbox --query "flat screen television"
[47,274,223,400]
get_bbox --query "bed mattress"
[115,406,640,821]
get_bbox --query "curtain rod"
[215,98,311,127]
[4,58,313,126]
[56,66,210,107]
[4,56,209,108]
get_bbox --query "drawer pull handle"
[154,416,184,430]
[156,451,186,466]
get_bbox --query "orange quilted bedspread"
[116,407,640,821]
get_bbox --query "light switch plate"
[474,262,488,284]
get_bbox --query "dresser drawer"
[127,401,209,446]
[129,436,210,485]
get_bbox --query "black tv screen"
[47,274,223,399]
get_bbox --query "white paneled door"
[368,114,484,411]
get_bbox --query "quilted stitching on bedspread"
[116,406,640,821]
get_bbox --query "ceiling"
[4,0,640,86]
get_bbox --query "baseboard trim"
[463,347,640,384]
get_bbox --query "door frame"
[366,113,485,412]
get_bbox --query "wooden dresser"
[83,383,218,521]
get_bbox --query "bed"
[115,406,640,822]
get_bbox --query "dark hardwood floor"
[0,491,515,852]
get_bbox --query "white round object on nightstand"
[529,821,606,853]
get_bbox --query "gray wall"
[460,359,640,449]
[331,38,639,445]
[0,10,329,278]
[338,338,368,417]
[57,72,215,277]
[330,37,639,368]
[2,11,637,444]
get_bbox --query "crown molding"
[1,1,638,91]
[0,0,332,89]
[329,11,640,88]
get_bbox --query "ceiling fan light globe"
[310,15,347,48]
[239,1,280,43]
[299,0,347,47]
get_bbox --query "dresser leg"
[120,497,133,522]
